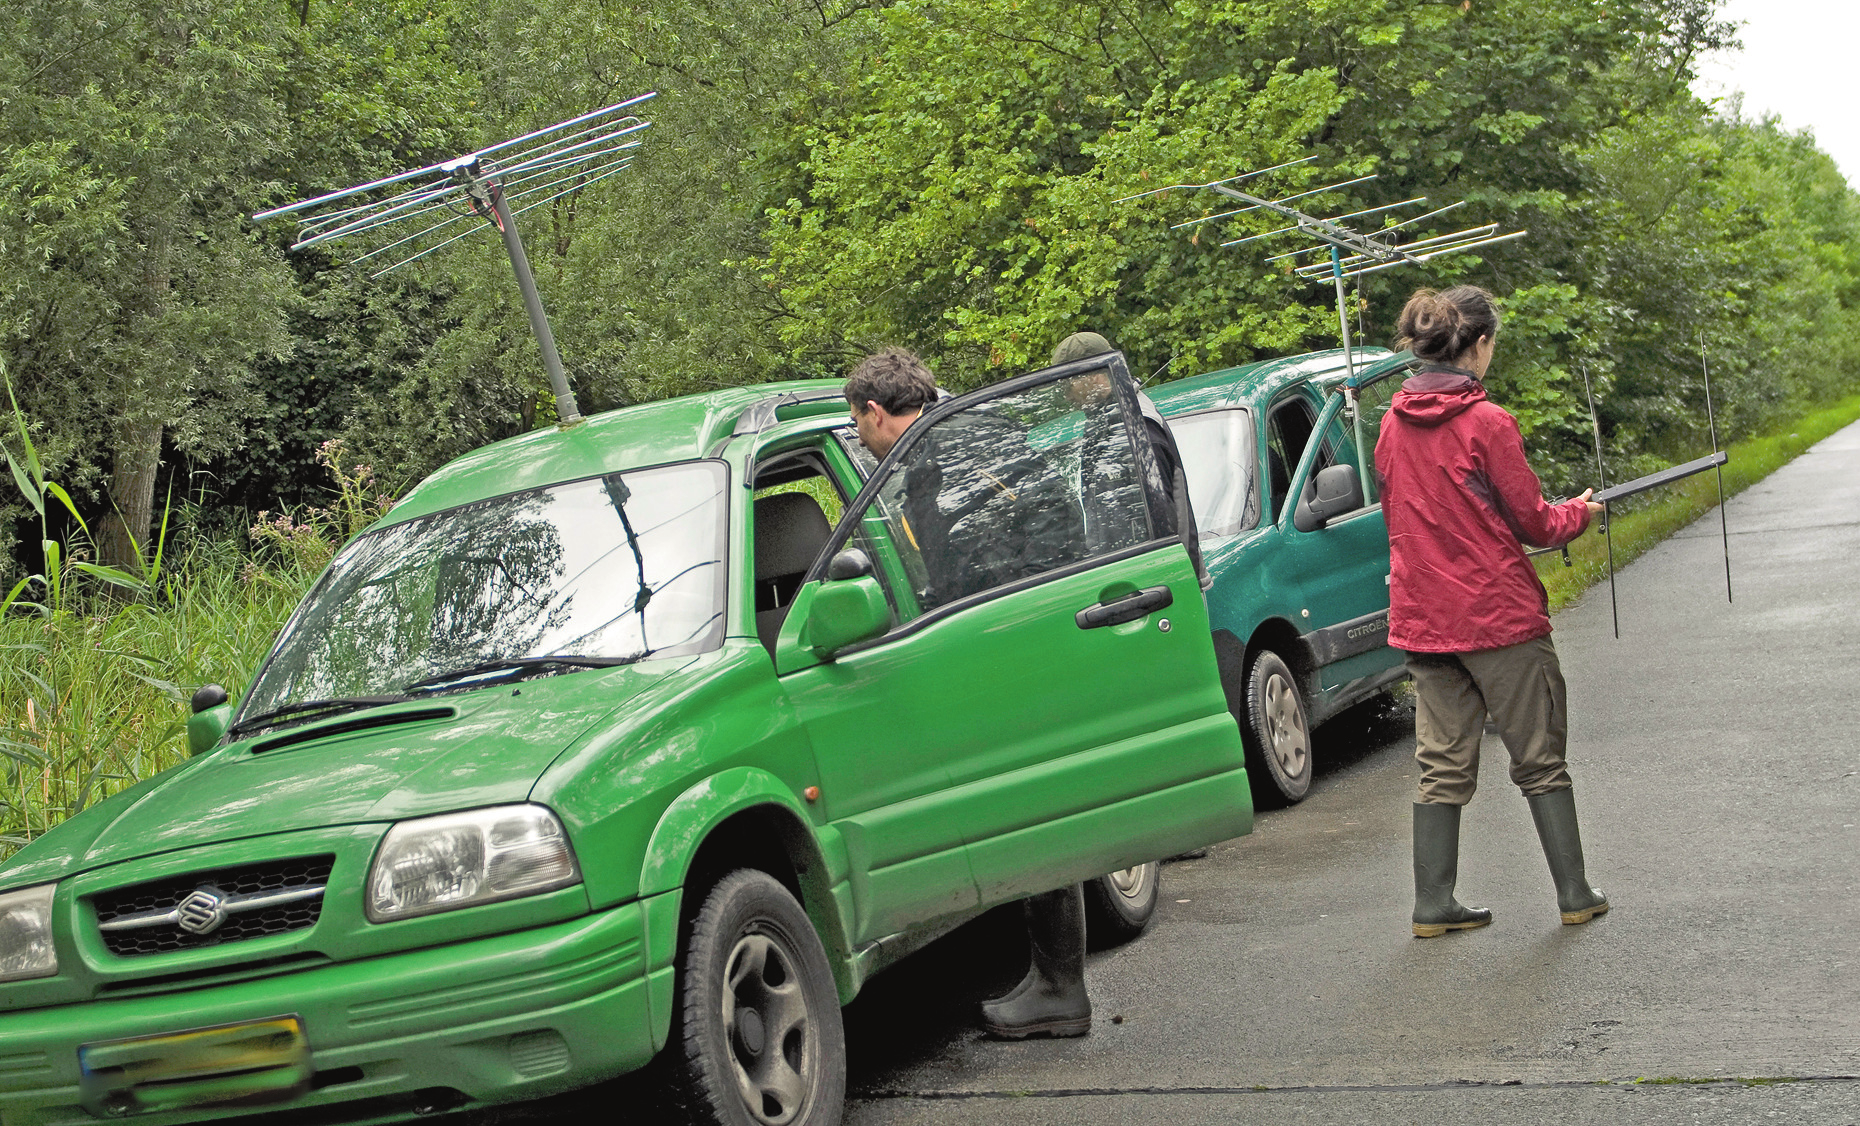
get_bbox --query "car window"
[1350,372,1402,504]
[849,371,1153,617]
[1265,394,1317,522]
[1305,403,1369,515]
[752,451,913,650]
[1168,409,1260,537]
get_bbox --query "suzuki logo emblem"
[175,887,229,935]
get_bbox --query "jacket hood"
[1390,368,1486,427]
[0,658,693,888]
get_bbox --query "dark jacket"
[1374,368,1590,653]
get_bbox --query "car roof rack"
[732,389,849,438]
[729,389,853,489]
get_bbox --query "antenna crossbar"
[1126,156,1529,506]
[252,93,659,427]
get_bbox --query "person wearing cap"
[1049,331,1205,588]
[976,332,1203,1041]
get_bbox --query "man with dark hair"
[844,346,938,459]
[839,348,1093,1038]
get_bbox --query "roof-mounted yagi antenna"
[252,92,657,428]
[1119,160,1526,385]
[1120,159,1525,494]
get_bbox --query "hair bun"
[1396,285,1498,364]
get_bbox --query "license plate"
[79,1015,311,1117]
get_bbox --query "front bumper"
[0,900,659,1126]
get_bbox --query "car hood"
[0,658,693,887]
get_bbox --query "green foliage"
[0,0,305,568]
[762,0,1358,387]
[0,433,367,861]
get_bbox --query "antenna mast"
[253,93,657,428]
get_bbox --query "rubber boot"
[980,885,1092,1039]
[1412,803,1494,938]
[1527,787,1609,924]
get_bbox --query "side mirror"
[799,574,890,655]
[1293,463,1365,532]
[187,685,234,756]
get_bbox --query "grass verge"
[0,548,312,862]
[1537,392,1860,614]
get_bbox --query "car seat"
[754,492,832,650]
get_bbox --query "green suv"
[0,354,1249,1125]
[1155,348,1415,804]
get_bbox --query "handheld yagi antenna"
[1573,352,1732,639]
[252,93,658,427]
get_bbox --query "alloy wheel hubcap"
[722,930,812,1125]
[1263,673,1308,777]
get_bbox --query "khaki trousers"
[1406,634,1573,806]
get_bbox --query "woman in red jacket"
[1376,285,1610,938]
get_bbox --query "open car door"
[773,352,1251,943]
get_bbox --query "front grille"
[93,857,334,957]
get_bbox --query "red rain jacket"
[1374,369,1591,653]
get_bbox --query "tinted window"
[854,371,1152,616]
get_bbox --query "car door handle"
[1075,586,1173,629]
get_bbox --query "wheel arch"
[1245,617,1312,681]
[1212,619,1314,719]
[639,768,859,1009]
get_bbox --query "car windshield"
[1169,409,1260,536]
[240,460,729,721]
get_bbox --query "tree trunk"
[97,419,163,576]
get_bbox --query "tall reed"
[0,438,389,862]
[0,546,310,856]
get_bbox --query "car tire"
[1084,861,1161,950]
[669,869,845,1126]
[1243,649,1313,805]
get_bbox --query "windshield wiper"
[229,695,413,738]
[402,655,642,694]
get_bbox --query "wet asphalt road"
[476,421,1860,1124]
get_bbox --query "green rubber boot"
[1527,787,1609,924]
[1412,802,1494,938]
[981,885,1092,1039]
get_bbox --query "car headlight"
[0,883,58,982]
[367,805,581,923]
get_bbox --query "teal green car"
[1155,348,1416,805]
[0,354,1249,1126]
